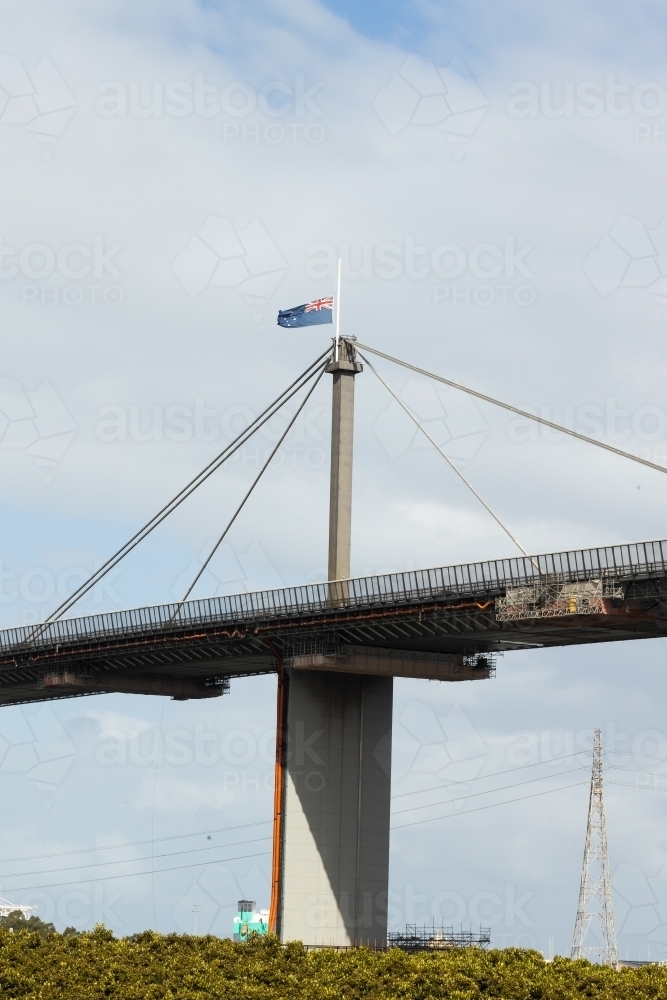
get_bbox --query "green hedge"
[0,927,665,1000]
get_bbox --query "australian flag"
[277,296,334,328]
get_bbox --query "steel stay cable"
[391,763,590,817]
[0,835,272,881]
[356,342,667,478]
[26,380,324,640]
[391,749,591,800]
[33,348,331,632]
[358,351,533,562]
[173,362,328,612]
[1,849,271,893]
[50,356,326,620]
[24,341,667,632]
[49,351,329,619]
[392,780,588,830]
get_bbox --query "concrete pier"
[326,343,360,582]
[277,339,394,945]
[279,669,392,944]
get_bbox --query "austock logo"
[305,237,537,308]
[171,540,285,598]
[373,54,488,157]
[507,75,667,147]
[372,376,488,467]
[172,216,287,303]
[583,214,667,318]
[0,558,122,624]
[0,377,76,484]
[172,863,269,935]
[396,700,489,786]
[0,705,77,806]
[0,54,76,159]
[0,235,124,308]
[613,862,667,953]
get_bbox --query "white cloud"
[1,0,667,951]
[373,53,488,148]
[171,216,287,301]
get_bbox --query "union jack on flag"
[277,296,334,328]
[305,297,333,313]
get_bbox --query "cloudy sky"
[2,0,667,960]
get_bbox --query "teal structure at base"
[233,900,269,941]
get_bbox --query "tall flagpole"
[335,257,341,362]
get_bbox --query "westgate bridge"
[2,538,667,705]
[3,334,667,947]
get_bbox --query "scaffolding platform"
[388,924,491,952]
[1,538,667,707]
[496,577,625,621]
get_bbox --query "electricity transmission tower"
[571,729,618,967]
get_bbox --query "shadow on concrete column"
[279,669,392,946]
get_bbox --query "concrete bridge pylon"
[274,339,393,946]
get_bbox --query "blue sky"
[319,0,434,46]
[320,0,667,72]
[2,0,667,963]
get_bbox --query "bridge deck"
[1,538,666,706]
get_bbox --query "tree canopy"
[0,927,665,1000]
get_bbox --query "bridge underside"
[0,546,666,706]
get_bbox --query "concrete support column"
[279,669,393,945]
[276,339,394,946]
[328,357,357,582]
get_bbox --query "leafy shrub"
[0,928,665,999]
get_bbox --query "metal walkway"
[0,538,666,707]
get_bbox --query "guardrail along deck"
[0,538,666,706]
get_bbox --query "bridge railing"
[1,538,666,653]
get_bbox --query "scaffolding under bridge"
[388,925,491,952]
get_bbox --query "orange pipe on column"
[268,649,287,935]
